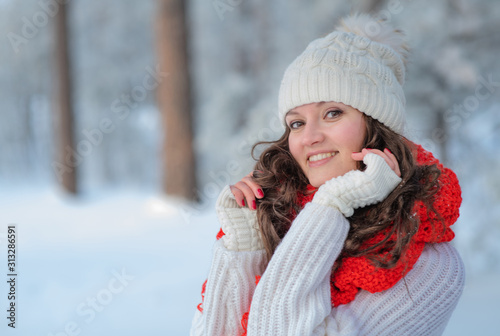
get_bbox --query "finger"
[352,148,381,161]
[229,185,246,207]
[353,148,401,177]
[352,148,386,162]
[241,173,265,199]
[357,148,399,176]
[384,148,401,177]
[351,151,364,161]
[233,180,257,210]
[365,148,396,171]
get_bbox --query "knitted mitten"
[313,153,402,217]
[216,185,264,251]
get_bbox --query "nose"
[301,121,324,146]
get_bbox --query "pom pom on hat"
[278,13,409,135]
[336,13,409,70]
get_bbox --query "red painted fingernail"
[252,200,256,210]
[257,189,264,198]
[385,148,392,154]
[242,199,245,207]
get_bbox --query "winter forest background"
[0,0,499,335]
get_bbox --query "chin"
[310,182,323,188]
[308,176,330,188]
[308,171,346,188]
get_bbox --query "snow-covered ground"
[0,186,499,335]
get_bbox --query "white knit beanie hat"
[278,13,409,135]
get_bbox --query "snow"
[0,186,499,335]
[0,186,217,335]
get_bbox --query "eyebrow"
[285,111,300,118]
[286,102,331,117]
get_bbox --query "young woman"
[191,14,464,336]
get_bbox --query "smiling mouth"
[308,152,337,163]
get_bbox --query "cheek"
[340,118,366,151]
[288,137,304,167]
[288,137,300,161]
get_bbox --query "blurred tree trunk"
[54,2,77,194]
[155,0,197,200]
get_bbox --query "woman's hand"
[215,185,264,251]
[352,148,401,177]
[313,152,402,217]
[229,172,265,210]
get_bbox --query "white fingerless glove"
[216,185,264,252]
[312,153,402,217]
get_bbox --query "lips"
[306,151,338,168]
[308,152,337,162]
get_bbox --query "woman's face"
[286,101,366,188]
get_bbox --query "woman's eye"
[289,121,304,129]
[325,109,342,119]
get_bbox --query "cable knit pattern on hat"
[278,13,408,134]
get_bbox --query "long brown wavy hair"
[251,115,442,269]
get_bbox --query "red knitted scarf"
[296,144,461,306]
[200,144,461,334]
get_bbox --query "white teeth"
[308,152,336,162]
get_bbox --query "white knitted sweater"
[190,188,465,336]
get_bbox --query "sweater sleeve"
[190,185,267,336]
[190,240,267,336]
[246,202,465,336]
[216,185,264,252]
[247,202,350,335]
